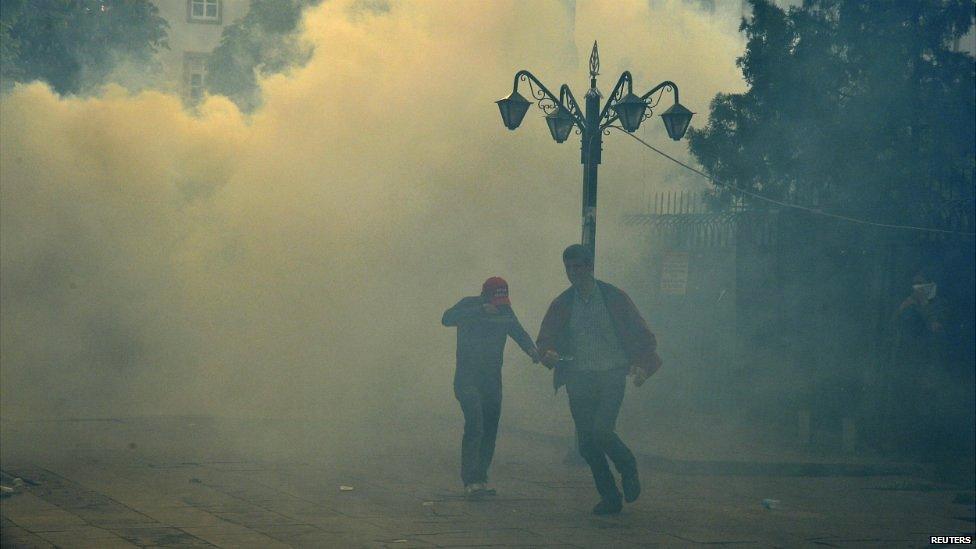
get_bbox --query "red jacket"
[536,281,662,391]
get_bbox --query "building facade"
[151,0,248,103]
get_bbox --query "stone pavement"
[1,416,973,548]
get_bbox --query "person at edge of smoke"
[442,276,540,498]
[536,244,662,515]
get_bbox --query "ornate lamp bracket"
[639,80,678,123]
[598,79,681,131]
[598,71,635,128]
[558,85,585,129]
[511,70,586,131]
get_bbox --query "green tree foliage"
[0,0,168,94]
[206,0,320,111]
[688,0,975,224]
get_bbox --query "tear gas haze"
[2,0,744,449]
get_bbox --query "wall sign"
[661,252,689,295]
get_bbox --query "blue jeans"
[565,368,636,502]
[454,376,502,486]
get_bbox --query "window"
[184,53,208,103]
[188,0,220,23]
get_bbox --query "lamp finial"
[589,41,600,79]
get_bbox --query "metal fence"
[623,191,766,249]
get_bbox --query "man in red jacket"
[537,244,662,515]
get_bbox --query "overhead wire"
[608,125,975,237]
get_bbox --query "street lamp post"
[496,42,694,257]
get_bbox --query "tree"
[206,0,319,111]
[0,0,168,94]
[688,0,975,226]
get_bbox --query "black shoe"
[622,471,641,503]
[592,498,622,515]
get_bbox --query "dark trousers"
[565,369,637,502]
[454,376,502,485]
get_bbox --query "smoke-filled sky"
[0,0,746,428]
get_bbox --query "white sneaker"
[464,483,484,497]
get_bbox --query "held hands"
[541,350,560,370]
[528,347,541,364]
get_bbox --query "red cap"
[482,277,511,306]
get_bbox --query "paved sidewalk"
[1,416,973,547]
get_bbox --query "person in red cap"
[442,277,540,498]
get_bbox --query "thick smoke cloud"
[0,0,744,435]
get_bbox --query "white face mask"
[913,283,937,300]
